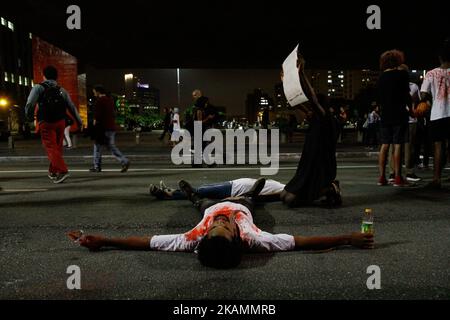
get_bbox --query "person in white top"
[170,107,181,146]
[67,179,373,269]
[420,39,450,189]
[149,178,285,202]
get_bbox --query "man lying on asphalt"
[68,178,374,269]
[149,178,285,202]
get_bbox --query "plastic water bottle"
[361,208,374,234]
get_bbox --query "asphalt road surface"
[0,159,449,299]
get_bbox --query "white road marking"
[0,165,383,174]
[1,188,48,192]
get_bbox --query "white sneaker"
[53,172,70,184]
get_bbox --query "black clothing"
[377,70,411,126]
[284,113,338,205]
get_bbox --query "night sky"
[2,0,448,68]
[2,0,449,114]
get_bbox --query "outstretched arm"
[297,55,326,117]
[67,231,151,251]
[294,232,374,251]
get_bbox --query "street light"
[0,97,9,108]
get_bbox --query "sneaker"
[393,176,408,187]
[149,184,167,199]
[48,173,57,180]
[53,172,70,184]
[121,162,130,173]
[159,180,174,193]
[149,184,159,196]
[89,167,101,173]
[179,180,202,204]
[406,173,421,182]
[377,176,388,186]
[179,180,195,201]
[241,178,266,199]
[388,173,395,184]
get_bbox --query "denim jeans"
[170,181,232,200]
[93,131,128,168]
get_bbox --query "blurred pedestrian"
[170,107,181,146]
[366,104,380,149]
[63,114,74,149]
[90,85,130,173]
[261,107,269,129]
[184,89,202,138]
[337,106,347,143]
[159,107,173,142]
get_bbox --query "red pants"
[40,120,68,174]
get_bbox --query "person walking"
[90,85,130,173]
[63,114,74,149]
[170,107,181,147]
[159,107,173,142]
[367,104,380,149]
[337,106,348,143]
[25,65,83,184]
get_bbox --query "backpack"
[37,82,68,123]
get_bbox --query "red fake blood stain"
[184,206,238,241]
[427,69,450,102]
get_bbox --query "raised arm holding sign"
[282,44,309,107]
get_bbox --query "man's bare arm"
[294,232,374,250]
[67,231,151,251]
[298,67,326,117]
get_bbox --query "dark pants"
[169,181,233,200]
[367,123,379,146]
[416,119,432,167]
[159,126,170,140]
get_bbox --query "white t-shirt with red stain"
[421,68,450,121]
[149,201,295,252]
